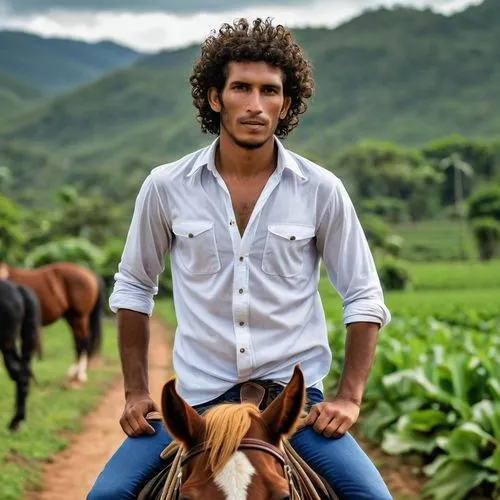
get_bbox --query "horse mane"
[203,403,261,475]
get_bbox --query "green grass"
[0,319,120,500]
[406,260,500,290]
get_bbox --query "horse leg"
[1,347,29,431]
[65,313,90,383]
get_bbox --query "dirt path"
[25,316,422,499]
[26,317,172,500]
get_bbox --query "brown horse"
[0,261,103,383]
[159,365,307,500]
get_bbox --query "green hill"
[0,0,499,204]
[0,31,141,93]
[0,71,43,119]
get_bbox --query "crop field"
[394,220,478,262]
[322,261,500,500]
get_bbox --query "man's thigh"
[87,420,172,500]
[290,426,392,500]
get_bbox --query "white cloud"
[0,0,481,52]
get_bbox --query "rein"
[176,438,302,499]
[181,437,287,467]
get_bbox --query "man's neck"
[216,134,277,179]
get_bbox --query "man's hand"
[120,392,159,437]
[298,397,360,438]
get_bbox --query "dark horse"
[1,262,103,383]
[0,280,41,430]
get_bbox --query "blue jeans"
[88,386,392,499]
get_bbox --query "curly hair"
[189,17,314,138]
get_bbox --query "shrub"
[378,258,412,291]
[24,238,103,270]
[471,217,500,261]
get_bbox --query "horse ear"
[161,377,205,448]
[261,365,305,439]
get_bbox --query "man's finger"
[312,411,336,435]
[332,421,351,438]
[132,411,156,435]
[121,419,136,437]
[303,405,321,427]
[127,414,147,436]
[323,418,343,438]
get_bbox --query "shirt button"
[290,235,296,240]
[239,256,244,262]
[230,220,235,226]
[238,288,244,294]
[239,321,245,327]
[240,348,245,353]
[188,233,194,238]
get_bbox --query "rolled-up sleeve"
[316,178,391,328]
[109,172,171,316]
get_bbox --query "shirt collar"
[187,136,307,180]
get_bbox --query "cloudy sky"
[0,0,481,52]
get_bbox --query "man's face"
[209,61,291,150]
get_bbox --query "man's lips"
[240,119,266,126]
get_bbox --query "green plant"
[471,217,500,261]
[378,258,412,291]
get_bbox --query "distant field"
[0,319,119,500]
[319,259,500,324]
[406,260,500,290]
[393,219,477,261]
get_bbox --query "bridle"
[175,437,302,499]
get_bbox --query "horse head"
[161,365,306,500]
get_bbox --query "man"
[88,18,392,499]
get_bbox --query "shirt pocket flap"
[268,224,315,241]
[172,220,214,238]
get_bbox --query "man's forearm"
[335,321,380,405]
[117,309,150,398]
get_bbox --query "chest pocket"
[262,224,315,278]
[172,221,221,275]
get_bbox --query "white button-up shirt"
[109,137,391,405]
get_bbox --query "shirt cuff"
[108,291,154,316]
[343,299,391,329]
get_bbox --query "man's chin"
[233,134,272,150]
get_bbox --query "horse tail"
[17,285,42,362]
[88,275,104,358]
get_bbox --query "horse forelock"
[204,403,260,476]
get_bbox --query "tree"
[423,135,496,206]
[335,141,443,221]
[0,195,24,263]
[440,153,474,260]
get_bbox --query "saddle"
[137,382,338,500]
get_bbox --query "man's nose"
[246,89,263,113]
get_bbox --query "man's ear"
[208,87,222,113]
[280,96,291,119]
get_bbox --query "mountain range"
[0,0,498,205]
